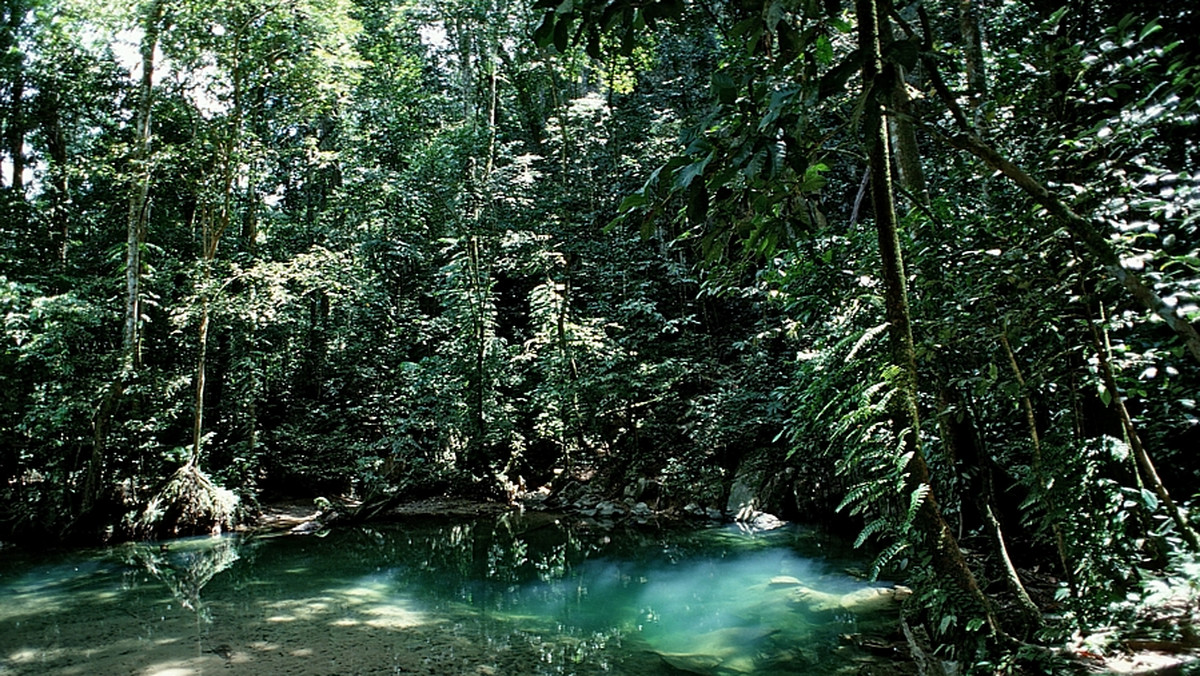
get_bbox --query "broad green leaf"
[676,152,713,188]
[1141,488,1159,511]
[713,70,738,104]
[815,34,833,65]
[618,192,648,211]
[553,16,570,52]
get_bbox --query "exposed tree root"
[134,463,239,539]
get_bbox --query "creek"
[0,511,908,675]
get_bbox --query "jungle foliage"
[1,0,1198,669]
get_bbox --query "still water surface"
[0,513,902,675]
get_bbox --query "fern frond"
[872,540,909,579]
[854,517,890,548]
[906,483,931,525]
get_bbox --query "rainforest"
[1,0,1199,673]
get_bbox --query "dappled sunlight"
[0,520,898,675]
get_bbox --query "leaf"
[854,517,888,548]
[777,21,802,65]
[1138,19,1162,41]
[553,16,571,52]
[764,0,784,32]
[534,12,557,48]
[938,614,954,636]
[712,70,738,104]
[801,162,828,192]
[586,29,601,59]
[819,49,862,100]
[730,17,762,39]
[618,192,647,212]
[620,25,635,55]
[676,153,713,188]
[815,34,833,66]
[1141,488,1159,511]
[1047,5,1069,28]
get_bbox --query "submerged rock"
[768,575,803,587]
[657,652,723,674]
[595,500,623,517]
[788,584,912,614]
[839,585,912,613]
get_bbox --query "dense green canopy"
[1,0,1198,669]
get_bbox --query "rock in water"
[657,652,723,674]
[838,585,912,613]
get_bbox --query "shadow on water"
[0,514,912,675]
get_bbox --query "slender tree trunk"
[934,385,1041,631]
[1087,304,1200,552]
[82,0,165,514]
[958,0,987,125]
[124,0,164,368]
[38,85,70,266]
[5,0,24,196]
[998,329,1075,589]
[882,20,927,203]
[858,0,1001,639]
[190,14,253,466]
[190,278,211,467]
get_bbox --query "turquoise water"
[0,513,905,675]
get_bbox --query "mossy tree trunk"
[857,0,1001,640]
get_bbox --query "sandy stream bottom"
[2,576,657,676]
[4,602,640,675]
[2,583,893,676]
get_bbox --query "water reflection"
[120,536,243,621]
[0,514,905,675]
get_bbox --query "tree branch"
[919,55,1200,365]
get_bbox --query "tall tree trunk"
[38,83,70,267]
[190,276,211,466]
[123,0,165,369]
[4,0,24,195]
[858,0,1000,639]
[82,0,165,515]
[958,0,987,125]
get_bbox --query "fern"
[871,540,910,580]
[838,478,889,514]
[854,516,890,548]
[906,483,931,525]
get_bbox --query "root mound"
[135,463,239,539]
